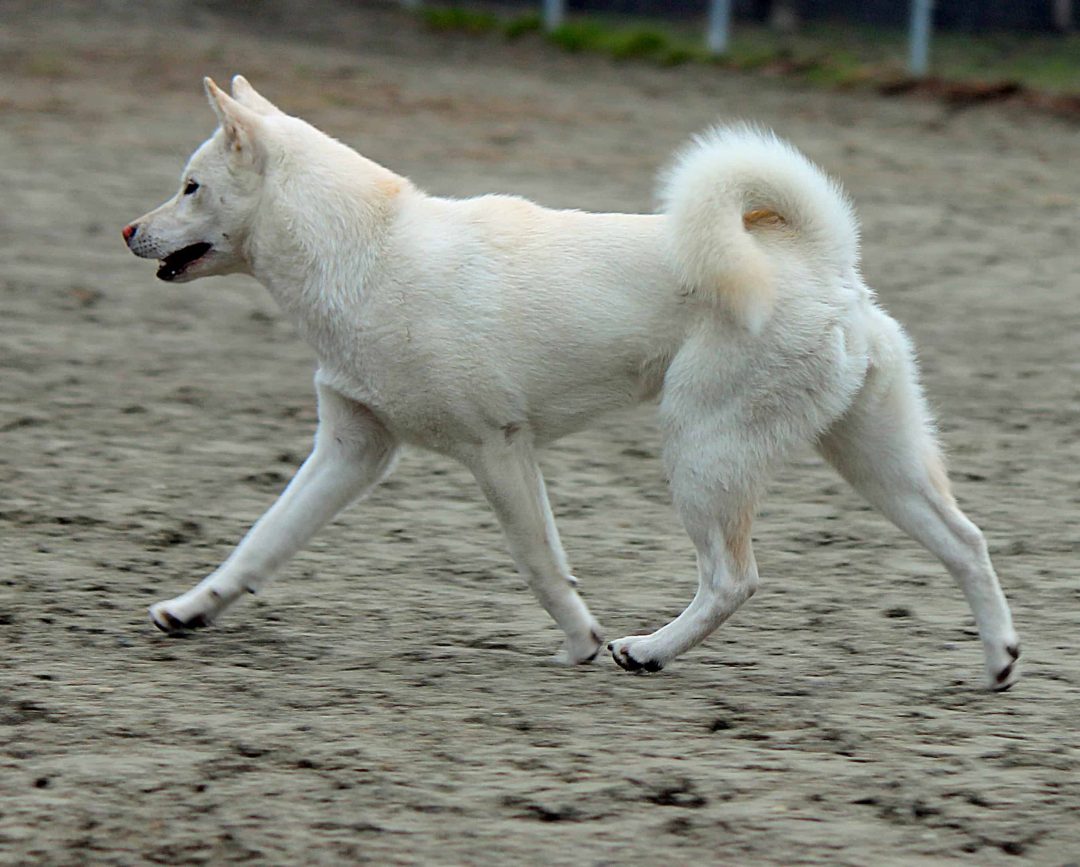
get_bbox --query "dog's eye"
[183,180,200,196]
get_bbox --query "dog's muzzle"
[123,223,214,281]
[155,242,214,281]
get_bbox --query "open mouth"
[156,242,213,281]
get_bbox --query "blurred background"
[2,1,1078,864]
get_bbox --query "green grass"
[725,23,1080,93]
[421,6,499,34]
[547,20,710,65]
[414,5,1080,97]
[932,31,1080,92]
[545,19,605,52]
[503,12,541,40]
[599,28,668,61]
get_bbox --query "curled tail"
[658,124,859,332]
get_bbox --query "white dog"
[124,76,1020,690]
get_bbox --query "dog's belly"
[317,335,670,455]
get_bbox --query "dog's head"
[123,76,279,283]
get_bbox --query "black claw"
[612,647,643,672]
[159,611,186,633]
[151,610,210,635]
[151,614,175,634]
[991,644,1021,690]
[611,646,664,673]
[580,629,604,663]
[583,643,603,663]
[991,675,1016,693]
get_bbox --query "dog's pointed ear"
[230,74,283,116]
[204,76,265,165]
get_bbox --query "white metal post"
[909,0,934,77]
[543,0,565,31]
[706,0,733,55]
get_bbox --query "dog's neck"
[244,136,405,352]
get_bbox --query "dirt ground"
[2,1,1079,863]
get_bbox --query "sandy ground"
[2,2,1079,863]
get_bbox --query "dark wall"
[484,0,1078,32]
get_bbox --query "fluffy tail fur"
[658,125,859,332]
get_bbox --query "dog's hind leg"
[462,434,604,664]
[608,431,763,674]
[607,328,854,673]
[149,378,398,634]
[815,328,1019,690]
[606,313,865,674]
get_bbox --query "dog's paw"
[608,637,665,673]
[987,641,1021,692]
[149,600,212,636]
[554,625,605,665]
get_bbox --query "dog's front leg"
[463,435,603,664]
[149,380,398,634]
